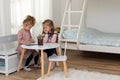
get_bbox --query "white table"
[17,43,59,79]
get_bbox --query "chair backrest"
[63,41,67,56]
[0,34,18,51]
[0,34,17,44]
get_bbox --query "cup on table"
[37,34,44,45]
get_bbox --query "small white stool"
[47,42,68,77]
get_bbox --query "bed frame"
[60,42,120,54]
[59,0,120,54]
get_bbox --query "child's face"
[24,22,33,30]
[43,23,51,34]
[25,25,32,30]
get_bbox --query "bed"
[60,27,120,54]
[59,0,120,54]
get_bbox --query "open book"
[24,43,37,46]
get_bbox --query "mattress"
[62,28,120,47]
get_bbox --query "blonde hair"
[42,19,54,34]
[23,15,36,26]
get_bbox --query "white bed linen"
[62,28,120,47]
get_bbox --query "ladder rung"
[66,11,83,13]
[62,25,79,28]
[60,39,77,42]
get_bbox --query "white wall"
[52,0,62,27]
[86,0,120,33]
[53,0,120,33]
[0,0,11,35]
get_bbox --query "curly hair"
[23,15,36,26]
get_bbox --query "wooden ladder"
[59,0,87,49]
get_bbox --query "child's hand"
[54,30,58,34]
[31,39,35,43]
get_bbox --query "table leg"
[41,50,44,79]
[17,48,26,72]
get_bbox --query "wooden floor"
[67,50,120,75]
[1,50,120,80]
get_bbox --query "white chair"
[47,42,68,77]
